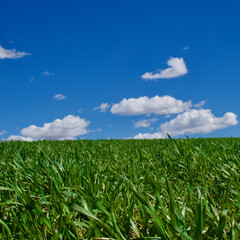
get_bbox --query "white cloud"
[134,132,165,139]
[184,46,189,50]
[94,103,110,112]
[20,115,90,140]
[0,45,31,59]
[92,128,102,132]
[42,71,54,76]
[53,94,67,100]
[141,57,187,80]
[161,109,238,136]
[134,118,157,128]
[111,95,191,116]
[194,100,206,108]
[164,114,172,118]
[0,130,6,136]
[133,109,238,139]
[7,135,34,142]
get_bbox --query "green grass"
[0,138,240,239]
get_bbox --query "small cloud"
[141,57,187,80]
[42,71,54,76]
[94,103,110,112]
[194,100,206,108]
[184,46,189,50]
[92,128,102,132]
[134,118,157,128]
[53,94,67,101]
[0,45,31,59]
[30,77,34,82]
[0,130,6,136]
[77,108,82,113]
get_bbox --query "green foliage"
[0,138,240,239]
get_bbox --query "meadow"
[0,138,239,239]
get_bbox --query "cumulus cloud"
[133,109,238,139]
[134,132,165,139]
[94,103,110,112]
[141,57,187,80]
[17,115,90,140]
[53,94,67,100]
[134,118,157,128]
[111,95,191,116]
[161,109,238,136]
[0,45,31,59]
[7,135,34,142]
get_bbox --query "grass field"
[0,138,240,239]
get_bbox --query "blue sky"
[1,0,240,140]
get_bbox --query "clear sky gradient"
[1,0,240,140]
